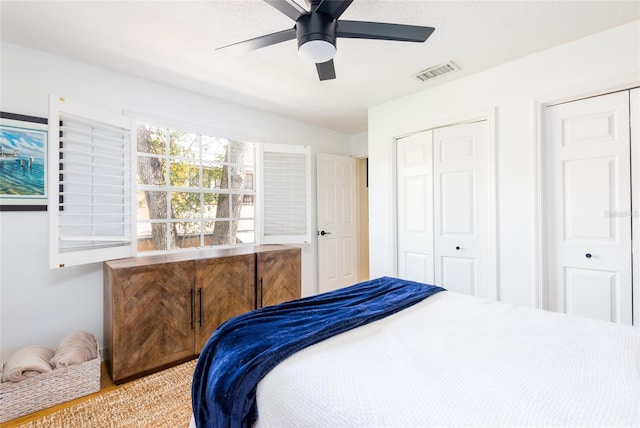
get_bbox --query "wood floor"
[1,364,118,427]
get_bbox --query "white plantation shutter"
[259,144,311,244]
[48,96,136,268]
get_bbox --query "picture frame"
[0,112,48,211]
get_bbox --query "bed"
[191,277,640,427]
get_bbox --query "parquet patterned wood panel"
[104,245,301,384]
[109,261,194,382]
[194,254,256,351]
[258,248,301,307]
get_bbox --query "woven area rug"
[17,359,197,428]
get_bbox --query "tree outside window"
[136,124,255,252]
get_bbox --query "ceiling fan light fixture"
[218,1,436,81]
[298,39,336,63]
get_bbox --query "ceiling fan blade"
[337,20,435,42]
[316,59,336,81]
[264,0,306,21]
[216,28,297,55]
[314,0,353,19]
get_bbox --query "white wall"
[349,131,368,158]
[0,43,351,361]
[368,21,640,308]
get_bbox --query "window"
[136,123,256,252]
[48,96,136,269]
[259,143,311,244]
[49,98,311,267]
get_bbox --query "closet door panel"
[439,171,474,235]
[441,257,476,295]
[564,268,618,322]
[546,91,632,324]
[433,121,490,298]
[396,131,434,284]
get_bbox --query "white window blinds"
[259,143,311,244]
[48,96,136,268]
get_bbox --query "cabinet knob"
[455,246,461,251]
[585,253,592,259]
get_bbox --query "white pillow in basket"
[2,345,54,382]
[50,331,98,368]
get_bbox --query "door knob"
[585,253,592,259]
[319,230,331,236]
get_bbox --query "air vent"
[414,61,459,82]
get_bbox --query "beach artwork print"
[0,113,48,210]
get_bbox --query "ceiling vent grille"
[414,61,459,82]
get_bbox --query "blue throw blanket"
[192,276,445,428]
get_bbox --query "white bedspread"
[254,291,640,427]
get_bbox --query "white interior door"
[546,90,632,324]
[397,131,434,284]
[396,121,493,298]
[317,153,358,293]
[433,121,491,298]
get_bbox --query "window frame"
[48,102,312,267]
[135,120,258,253]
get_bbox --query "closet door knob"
[585,253,592,259]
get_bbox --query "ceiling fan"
[217,0,435,81]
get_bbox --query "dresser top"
[104,245,300,268]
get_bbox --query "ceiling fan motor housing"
[296,12,337,49]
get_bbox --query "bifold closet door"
[433,121,490,297]
[546,90,633,324]
[397,131,435,284]
[397,121,491,297]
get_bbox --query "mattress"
[192,277,444,427]
[253,291,640,427]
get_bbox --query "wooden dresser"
[103,245,301,384]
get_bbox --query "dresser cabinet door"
[257,247,301,307]
[194,254,256,352]
[109,261,194,382]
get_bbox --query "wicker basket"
[0,346,101,423]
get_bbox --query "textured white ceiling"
[1,1,639,134]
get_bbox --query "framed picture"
[0,112,48,211]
